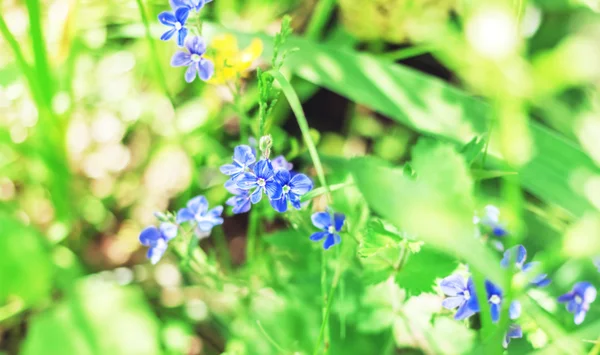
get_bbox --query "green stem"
[382,46,431,61]
[301,182,353,203]
[320,248,329,353]
[134,0,174,103]
[313,251,343,355]
[247,208,260,263]
[471,270,494,339]
[25,0,54,107]
[305,0,337,40]
[271,71,331,202]
[212,226,232,272]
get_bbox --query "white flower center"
[575,295,583,304]
[257,178,266,187]
[490,295,501,304]
[175,22,182,30]
[328,226,335,234]
[463,290,471,300]
[191,54,201,62]
[282,185,290,194]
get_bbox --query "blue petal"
[185,35,206,55]
[573,282,597,303]
[176,207,194,224]
[147,238,168,264]
[490,303,501,323]
[309,231,328,242]
[493,226,507,237]
[531,274,551,288]
[175,6,189,23]
[232,197,251,214]
[270,195,288,213]
[177,27,188,47]
[233,145,256,166]
[515,245,527,267]
[323,234,337,249]
[160,28,177,41]
[574,309,587,325]
[197,221,215,232]
[274,169,291,185]
[159,222,178,241]
[503,324,522,348]
[440,274,467,296]
[442,296,465,309]
[250,187,263,204]
[224,179,244,194]
[171,51,191,67]
[333,213,345,232]
[139,226,161,246]
[265,180,282,200]
[254,159,274,179]
[485,280,502,297]
[236,172,258,190]
[220,163,242,177]
[454,302,476,320]
[272,155,293,171]
[184,63,197,83]
[289,194,302,210]
[289,173,313,195]
[158,11,176,25]
[311,211,332,229]
[187,195,208,216]
[509,300,521,320]
[197,59,214,81]
[557,292,574,303]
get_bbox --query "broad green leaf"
[395,246,458,296]
[0,215,53,306]
[21,278,161,355]
[349,140,505,287]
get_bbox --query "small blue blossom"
[310,211,345,249]
[158,7,189,47]
[220,145,256,180]
[558,281,597,325]
[139,222,178,264]
[270,170,313,213]
[501,245,551,288]
[502,324,523,348]
[440,274,480,320]
[475,205,507,237]
[236,159,282,204]
[272,155,293,171]
[176,195,224,232]
[485,280,521,323]
[171,36,214,83]
[225,179,251,214]
[170,0,212,12]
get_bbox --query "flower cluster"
[220,145,314,214]
[138,195,223,264]
[159,0,215,82]
[441,243,598,348]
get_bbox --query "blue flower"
[310,211,345,249]
[476,205,507,237]
[158,7,189,47]
[225,179,251,214]
[139,222,178,264]
[236,159,282,204]
[502,324,523,348]
[558,281,597,325]
[485,280,521,323]
[220,145,256,180]
[171,36,214,83]
[501,245,551,288]
[440,275,480,320]
[270,170,313,213]
[176,195,223,232]
[271,155,293,171]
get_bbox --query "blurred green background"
[3,0,600,354]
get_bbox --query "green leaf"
[349,140,505,288]
[395,246,458,296]
[0,215,53,306]
[460,136,486,166]
[21,278,161,355]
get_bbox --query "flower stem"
[271,70,331,202]
[313,251,343,355]
[212,226,231,272]
[246,208,260,263]
[305,0,338,40]
[382,46,431,61]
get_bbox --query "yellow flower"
[205,34,263,85]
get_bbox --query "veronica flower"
[171,36,214,83]
[310,211,345,249]
[225,179,251,214]
[270,170,313,213]
[271,155,293,171]
[475,205,507,237]
[158,7,189,47]
[558,282,597,324]
[176,195,223,232]
[139,223,178,264]
[485,280,521,323]
[502,324,523,348]
[501,245,551,287]
[440,275,479,320]
[236,159,282,204]
[220,145,256,180]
